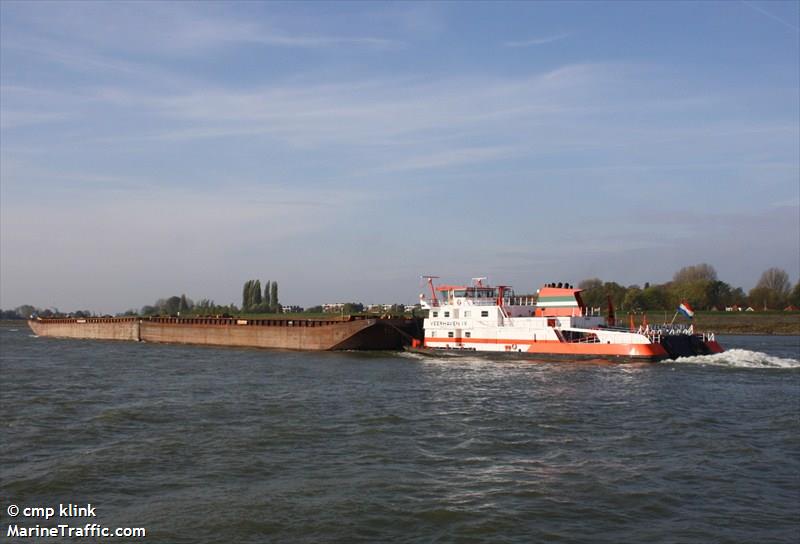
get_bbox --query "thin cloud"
[0,110,75,129]
[2,37,197,91]
[504,33,571,47]
[168,17,402,50]
[76,63,614,147]
[740,1,800,32]
[244,32,401,49]
[2,2,401,63]
[367,146,520,174]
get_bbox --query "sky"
[1,1,798,313]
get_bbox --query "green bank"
[633,311,800,335]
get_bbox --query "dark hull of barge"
[27,315,422,351]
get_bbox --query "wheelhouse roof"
[436,285,498,292]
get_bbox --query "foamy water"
[671,348,800,369]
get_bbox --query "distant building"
[281,305,303,314]
[323,303,346,313]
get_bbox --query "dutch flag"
[678,301,695,319]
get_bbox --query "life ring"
[457,299,462,305]
[512,344,517,350]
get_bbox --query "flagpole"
[669,310,679,325]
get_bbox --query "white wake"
[399,348,800,369]
[670,349,800,369]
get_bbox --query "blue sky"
[1,1,798,312]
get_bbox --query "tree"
[705,280,733,309]
[264,281,271,311]
[748,287,773,310]
[192,299,211,313]
[623,287,645,312]
[789,282,800,307]
[576,278,628,310]
[756,268,790,296]
[164,296,181,315]
[242,280,253,311]
[603,282,628,311]
[669,265,726,310]
[270,281,279,313]
[577,278,604,308]
[750,268,791,309]
[252,280,262,309]
[730,287,748,307]
[669,280,712,310]
[673,263,717,284]
[641,284,669,310]
[342,302,364,314]
[15,305,36,318]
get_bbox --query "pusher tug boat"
[410,277,724,362]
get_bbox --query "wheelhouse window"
[481,310,489,317]
[432,311,438,317]
[447,331,454,338]
[444,311,450,317]
[465,331,471,338]
[475,288,496,298]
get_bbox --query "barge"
[27,315,420,351]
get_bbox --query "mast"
[421,276,440,307]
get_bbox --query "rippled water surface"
[2,329,799,543]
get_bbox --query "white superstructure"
[418,277,664,358]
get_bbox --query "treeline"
[579,264,800,312]
[4,264,798,321]
[241,279,280,313]
[0,305,95,320]
[122,279,282,317]
[122,295,238,317]
[304,303,375,314]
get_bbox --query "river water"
[1,329,798,543]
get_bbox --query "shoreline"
[630,312,799,336]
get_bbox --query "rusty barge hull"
[27,316,419,351]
